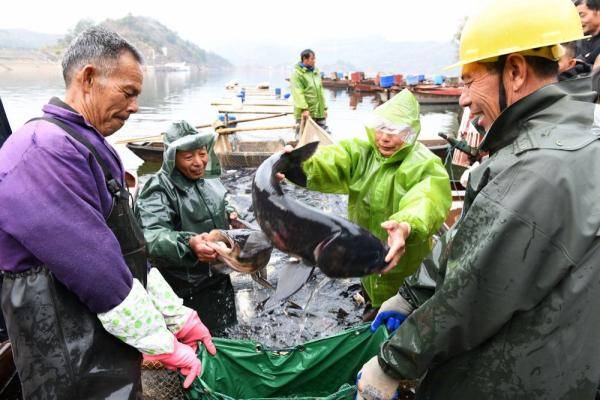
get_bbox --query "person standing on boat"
[356,0,600,399]
[0,27,217,399]
[279,89,451,319]
[291,49,329,133]
[135,121,238,334]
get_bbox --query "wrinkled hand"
[356,357,399,400]
[143,338,202,389]
[370,294,414,333]
[176,311,217,354]
[380,221,411,273]
[275,145,295,182]
[301,110,310,118]
[189,233,218,262]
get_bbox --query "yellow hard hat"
[446,0,587,70]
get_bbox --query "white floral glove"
[98,279,174,355]
[146,268,194,334]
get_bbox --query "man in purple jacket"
[0,27,216,399]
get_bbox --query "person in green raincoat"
[135,121,237,333]
[282,89,451,316]
[291,49,328,132]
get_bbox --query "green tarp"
[186,324,389,400]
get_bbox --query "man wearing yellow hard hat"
[355,0,600,398]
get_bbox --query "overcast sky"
[0,0,483,50]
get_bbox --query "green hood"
[161,120,221,178]
[365,89,421,160]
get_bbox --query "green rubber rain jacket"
[291,63,327,119]
[379,83,600,399]
[135,121,235,298]
[302,90,451,307]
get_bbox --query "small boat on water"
[410,86,463,105]
[322,77,351,89]
[126,135,451,167]
[126,118,332,169]
[125,142,164,163]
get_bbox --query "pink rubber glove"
[176,311,217,355]
[144,338,202,389]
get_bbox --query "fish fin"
[251,269,275,290]
[281,141,319,187]
[263,265,315,311]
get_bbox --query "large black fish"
[252,141,389,278]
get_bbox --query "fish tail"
[280,141,319,187]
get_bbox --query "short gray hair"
[61,26,143,87]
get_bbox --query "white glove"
[356,356,400,400]
[379,294,414,315]
[98,279,174,355]
[146,267,194,333]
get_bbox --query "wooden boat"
[410,86,462,105]
[126,119,330,169]
[352,83,382,93]
[216,105,294,115]
[322,78,351,89]
[211,99,292,107]
[126,141,164,163]
[126,132,451,167]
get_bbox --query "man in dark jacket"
[136,121,238,333]
[575,0,600,67]
[356,0,600,399]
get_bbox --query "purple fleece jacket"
[0,98,133,313]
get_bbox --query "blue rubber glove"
[370,311,407,333]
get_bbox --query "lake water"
[0,66,460,172]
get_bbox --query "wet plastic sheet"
[186,324,389,399]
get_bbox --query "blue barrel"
[406,75,419,85]
[218,114,237,122]
[275,87,282,96]
[283,93,291,99]
[380,75,395,88]
[418,74,426,82]
[337,72,344,79]
[433,75,444,85]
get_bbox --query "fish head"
[314,228,388,278]
[206,229,273,274]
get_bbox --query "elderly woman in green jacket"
[281,89,451,316]
[135,121,237,333]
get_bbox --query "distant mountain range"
[0,25,457,74]
[0,17,231,69]
[212,37,458,75]
[101,16,230,68]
